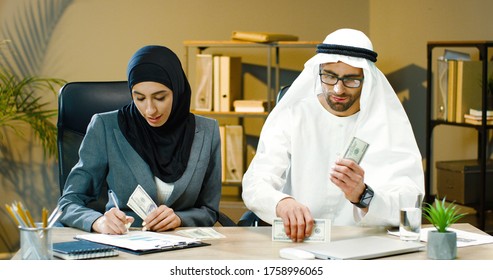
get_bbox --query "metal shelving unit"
[426,41,493,232]
[183,40,319,112]
[183,39,319,191]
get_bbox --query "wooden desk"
[11,223,493,260]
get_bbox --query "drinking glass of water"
[399,192,423,242]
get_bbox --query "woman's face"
[132,81,173,127]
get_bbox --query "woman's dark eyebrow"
[132,90,169,96]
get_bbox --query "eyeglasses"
[319,73,364,88]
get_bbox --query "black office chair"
[238,85,292,227]
[57,81,236,226]
[276,84,291,104]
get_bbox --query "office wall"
[369,0,493,194]
[43,0,369,81]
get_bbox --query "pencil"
[25,209,36,228]
[15,202,30,227]
[5,204,19,226]
[42,207,48,228]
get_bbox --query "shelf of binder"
[219,125,244,185]
[184,40,320,106]
[435,56,493,124]
[426,40,493,232]
[193,54,243,113]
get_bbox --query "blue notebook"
[53,240,119,260]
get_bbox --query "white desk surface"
[10,223,493,260]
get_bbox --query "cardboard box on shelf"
[436,159,493,205]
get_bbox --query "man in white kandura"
[242,28,424,242]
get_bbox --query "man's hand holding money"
[330,158,367,205]
[330,137,369,210]
[275,198,315,242]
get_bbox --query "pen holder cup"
[19,224,53,260]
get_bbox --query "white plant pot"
[427,230,457,260]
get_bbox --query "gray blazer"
[58,110,221,232]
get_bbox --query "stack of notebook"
[52,240,119,260]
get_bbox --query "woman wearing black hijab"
[58,46,222,234]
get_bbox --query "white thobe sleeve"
[242,108,293,224]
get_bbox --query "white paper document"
[75,231,201,251]
[387,227,493,248]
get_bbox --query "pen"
[48,204,60,222]
[108,190,131,231]
[108,190,120,210]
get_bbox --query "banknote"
[127,185,157,220]
[272,218,330,242]
[176,228,226,240]
[343,137,369,164]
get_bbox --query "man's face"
[319,62,364,117]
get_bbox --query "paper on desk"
[387,227,493,247]
[176,228,226,240]
[75,231,201,251]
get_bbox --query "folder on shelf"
[455,60,483,123]
[213,55,221,112]
[232,31,299,43]
[224,125,244,183]
[219,125,226,182]
[193,54,214,111]
[435,58,448,120]
[218,56,242,112]
[446,60,458,122]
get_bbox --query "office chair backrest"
[57,81,131,212]
[276,84,291,104]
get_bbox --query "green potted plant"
[0,40,65,157]
[422,197,467,260]
[0,67,64,157]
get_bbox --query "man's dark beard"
[323,91,356,112]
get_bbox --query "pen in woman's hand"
[108,190,131,231]
[108,190,120,210]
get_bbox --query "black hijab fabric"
[118,45,195,183]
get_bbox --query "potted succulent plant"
[422,197,467,260]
